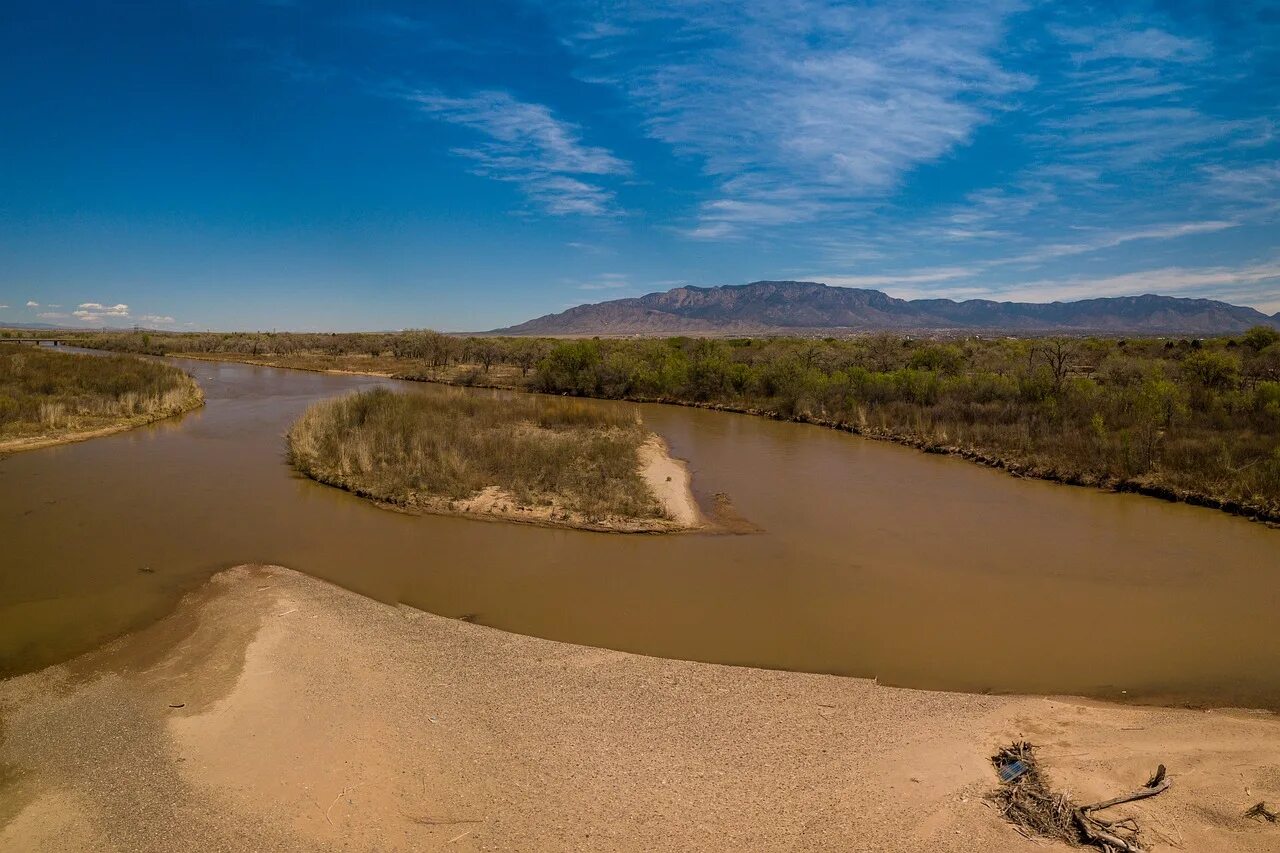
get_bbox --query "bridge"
[0,337,76,346]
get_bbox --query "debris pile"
[990,741,1171,853]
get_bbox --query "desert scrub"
[287,388,668,525]
[0,347,203,448]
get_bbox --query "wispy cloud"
[999,220,1238,266]
[980,261,1280,312]
[565,240,614,256]
[409,90,629,216]
[810,7,1277,285]
[569,272,632,291]
[558,0,1029,237]
[1030,15,1275,181]
[25,300,39,308]
[818,267,979,288]
[1049,23,1209,64]
[37,312,69,320]
[1203,161,1280,213]
[818,218,1239,291]
[138,314,176,325]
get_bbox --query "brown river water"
[2,355,1279,708]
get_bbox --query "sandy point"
[638,434,703,528]
[1,564,1278,852]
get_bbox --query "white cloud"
[0,304,7,310]
[37,312,69,320]
[73,302,130,324]
[410,90,629,216]
[138,314,176,325]
[559,0,1029,237]
[25,300,39,308]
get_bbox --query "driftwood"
[991,743,1172,853]
[1246,801,1278,823]
[1073,764,1171,853]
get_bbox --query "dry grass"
[0,347,203,444]
[287,388,665,523]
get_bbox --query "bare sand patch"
[638,434,702,528]
[1,565,1277,852]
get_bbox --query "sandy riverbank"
[1,565,1276,852]
[637,434,702,527]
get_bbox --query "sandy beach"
[2,564,1277,852]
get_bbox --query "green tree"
[1241,325,1280,352]
[908,344,963,375]
[1181,350,1240,391]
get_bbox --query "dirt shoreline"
[141,350,1280,527]
[1,564,1276,852]
[0,390,205,456]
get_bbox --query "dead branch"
[1081,777,1172,813]
[1073,765,1172,853]
[1246,801,1278,823]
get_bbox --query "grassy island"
[287,388,698,532]
[0,346,203,453]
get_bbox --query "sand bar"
[1,564,1277,852]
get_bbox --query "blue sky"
[1,1,1277,331]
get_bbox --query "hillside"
[494,281,1280,336]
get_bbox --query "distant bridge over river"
[0,337,76,346]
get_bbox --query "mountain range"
[494,281,1280,336]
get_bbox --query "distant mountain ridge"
[495,280,1280,336]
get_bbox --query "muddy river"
[3,355,1278,708]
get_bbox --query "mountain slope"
[495,281,1279,336]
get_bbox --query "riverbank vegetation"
[73,326,1280,520]
[0,346,203,452]
[287,388,683,531]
